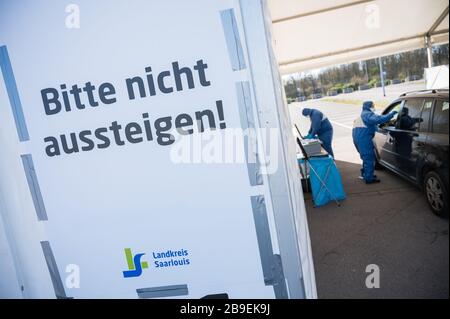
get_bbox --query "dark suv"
[374,89,449,217]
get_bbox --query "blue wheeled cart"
[296,136,346,207]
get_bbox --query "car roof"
[384,90,449,111]
[399,89,449,100]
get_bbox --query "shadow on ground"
[305,160,449,299]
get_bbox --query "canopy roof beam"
[427,5,449,36]
[272,0,375,24]
[279,29,449,67]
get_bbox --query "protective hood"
[362,101,374,111]
[302,108,312,116]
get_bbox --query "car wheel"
[424,171,448,217]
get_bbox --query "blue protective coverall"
[352,101,397,182]
[302,108,334,157]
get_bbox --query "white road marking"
[330,120,353,130]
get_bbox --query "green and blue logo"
[122,248,148,278]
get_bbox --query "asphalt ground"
[290,99,449,299]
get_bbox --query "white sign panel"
[0,0,282,298]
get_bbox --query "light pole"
[425,36,434,68]
[378,57,386,97]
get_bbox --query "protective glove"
[305,134,314,139]
[391,111,398,117]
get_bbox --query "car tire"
[424,171,448,218]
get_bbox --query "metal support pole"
[364,61,369,82]
[378,57,386,97]
[239,0,314,299]
[425,36,434,68]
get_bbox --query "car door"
[374,100,403,169]
[424,99,449,179]
[393,98,428,180]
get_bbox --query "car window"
[432,100,449,134]
[419,99,433,133]
[397,98,424,131]
[382,101,402,127]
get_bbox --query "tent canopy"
[268,0,449,74]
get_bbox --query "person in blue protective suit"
[302,108,334,157]
[352,101,398,184]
